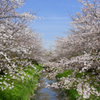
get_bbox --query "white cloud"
[44,16,69,20]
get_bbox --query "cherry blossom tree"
[44,0,100,99]
[69,0,100,34]
[51,0,100,61]
[0,0,44,91]
[0,0,44,60]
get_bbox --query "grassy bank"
[0,61,42,100]
[56,68,100,100]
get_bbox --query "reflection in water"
[33,73,66,100]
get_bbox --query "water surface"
[33,73,66,100]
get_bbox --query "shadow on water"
[33,73,67,100]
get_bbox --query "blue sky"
[18,0,88,49]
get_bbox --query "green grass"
[75,72,84,78]
[62,87,79,100]
[34,64,43,71]
[0,64,42,100]
[56,70,73,79]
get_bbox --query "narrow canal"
[33,73,67,100]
